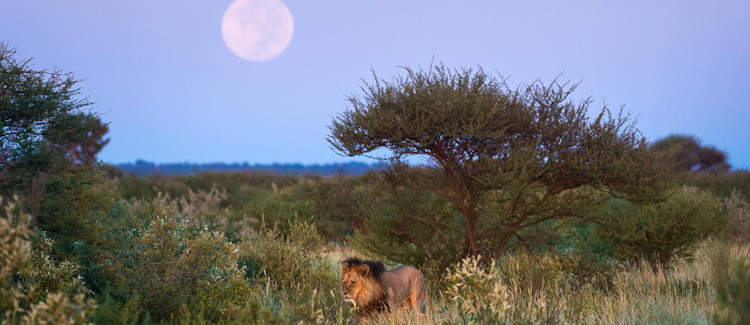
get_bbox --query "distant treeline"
[115,160,378,176]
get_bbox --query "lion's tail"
[424,292,447,313]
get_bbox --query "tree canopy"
[328,63,670,259]
[650,135,729,172]
[0,43,108,196]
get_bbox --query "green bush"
[444,256,511,324]
[0,198,96,325]
[100,201,258,323]
[238,220,335,291]
[680,169,750,199]
[21,231,91,305]
[118,172,373,241]
[725,190,750,244]
[238,220,352,323]
[596,187,726,267]
[713,244,750,324]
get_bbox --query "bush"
[713,243,750,324]
[595,187,726,268]
[238,220,352,323]
[725,190,750,244]
[21,231,91,305]
[0,198,96,325]
[101,201,258,323]
[444,256,511,324]
[445,253,581,324]
[238,219,335,292]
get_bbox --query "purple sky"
[2,0,749,169]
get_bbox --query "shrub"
[238,220,351,323]
[0,198,96,325]
[102,201,258,322]
[445,254,574,324]
[20,292,96,325]
[725,190,750,244]
[713,243,750,324]
[238,219,335,292]
[444,256,511,324]
[595,187,726,267]
[36,165,116,250]
[21,231,90,305]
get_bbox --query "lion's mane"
[341,257,388,314]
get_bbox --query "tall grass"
[358,241,750,325]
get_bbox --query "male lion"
[340,257,432,318]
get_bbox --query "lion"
[340,257,432,318]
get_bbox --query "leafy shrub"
[725,190,750,244]
[20,292,96,325]
[680,169,750,199]
[36,165,115,250]
[238,220,352,323]
[445,254,575,324]
[102,201,258,322]
[0,198,96,325]
[713,243,750,324]
[444,256,511,324]
[595,187,726,267]
[0,198,33,317]
[239,219,334,291]
[21,231,90,305]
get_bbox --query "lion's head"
[340,257,387,312]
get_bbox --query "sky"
[2,0,749,169]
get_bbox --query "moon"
[221,0,294,62]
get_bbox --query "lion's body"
[340,258,431,318]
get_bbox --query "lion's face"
[340,266,366,306]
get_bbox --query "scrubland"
[2,170,750,324]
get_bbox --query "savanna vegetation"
[2,43,749,324]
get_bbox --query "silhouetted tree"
[328,64,670,259]
[650,135,729,172]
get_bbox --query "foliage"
[0,198,96,325]
[0,42,108,197]
[36,165,116,250]
[651,135,730,172]
[595,187,726,267]
[725,190,750,244]
[328,63,670,263]
[679,169,750,199]
[19,292,96,325]
[348,171,462,288]
[713,243,750,324]
[239,219,335,291]
[21,231,91,305]
[444,256,511,324]
[101,201,258,322]
[238,220,352,324]
[118,171,379,241]
[445,253,588,324]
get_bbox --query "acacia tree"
[650,135,729,172]
[328,64,670,260]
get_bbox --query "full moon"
[221,0,294,62]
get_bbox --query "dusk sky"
[2,0,749,169]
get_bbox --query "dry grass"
[323,241,750,325]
